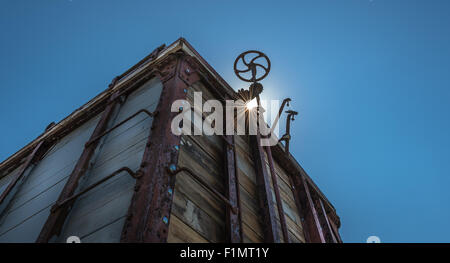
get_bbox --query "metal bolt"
[183,88,187,93]
[162,216,169,224]
[169,164,177,173]
[168,188,173,195]
[185,68,191,74]
[174,145,179,151]
[179,106,183,112]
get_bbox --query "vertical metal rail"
[288,174,311,243]
[121,52,201,242]
[249,96,280,243]
[301,175,326,243]
[36,89,121,243]
[265,146,290,243]
[289,172,326,243]
[224,134,243,242]
[0,140,45,215]
[318,197,338,243]
[328,213,342,243]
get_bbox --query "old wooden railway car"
[0,38,341,243]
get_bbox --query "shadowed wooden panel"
[57,77,163,242]
[0,115,102,242]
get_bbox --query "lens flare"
[246,98,257,110]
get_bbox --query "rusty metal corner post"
[224,134,243,243]
[250,132,280,243]
[36,89,121,243]
[290,174,325,243]
[265,145,290,243]
[120,52,200,243]
[248,98,280,242]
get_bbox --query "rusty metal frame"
[265,145,290,243]
[317,197,338,243]
[0,141,44,207]
[328,213,343,243]
[223,134,243,243]
[36,90,121,243]
[248,96,280,243]
[120,52,201,242]
[301,174,326,243]
[287,174,311,243]
[51,167,141,213]
[0,139,51,218]
[289,172,326,243]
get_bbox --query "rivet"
[168,188,173,195]
[169,164,177,173]
[179,106,183,112]
[174,145,179,151]
[183,88,187,93]
[162,216,169,224]
[185,68,191,74]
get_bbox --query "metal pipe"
[168,166,238,214]
[279,110,298,153]
[268,98,291,136]
[51,167,141,213]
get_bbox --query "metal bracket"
[279,110,298,153]
[85,109,157,147]
[51,167,141,213]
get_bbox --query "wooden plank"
[173,171,225,224]
[177,142,224,193]
[167,215,209,243]
[171,190,224,242]
[81,217,126,243]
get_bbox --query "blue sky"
[1,0,450,242]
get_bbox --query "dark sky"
[1,0,450,242]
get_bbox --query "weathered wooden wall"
[56,78,163,242]
[0,114,102,242]
[0,77,162,243]
[168,81,226,243]
[167,80,306,243]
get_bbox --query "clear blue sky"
[1,0,449,243]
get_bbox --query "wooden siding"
[0,78,306,243]
[168,81,226,243]
[167,81,305,243]
[57,77,163,242]
[0,114,102,242]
